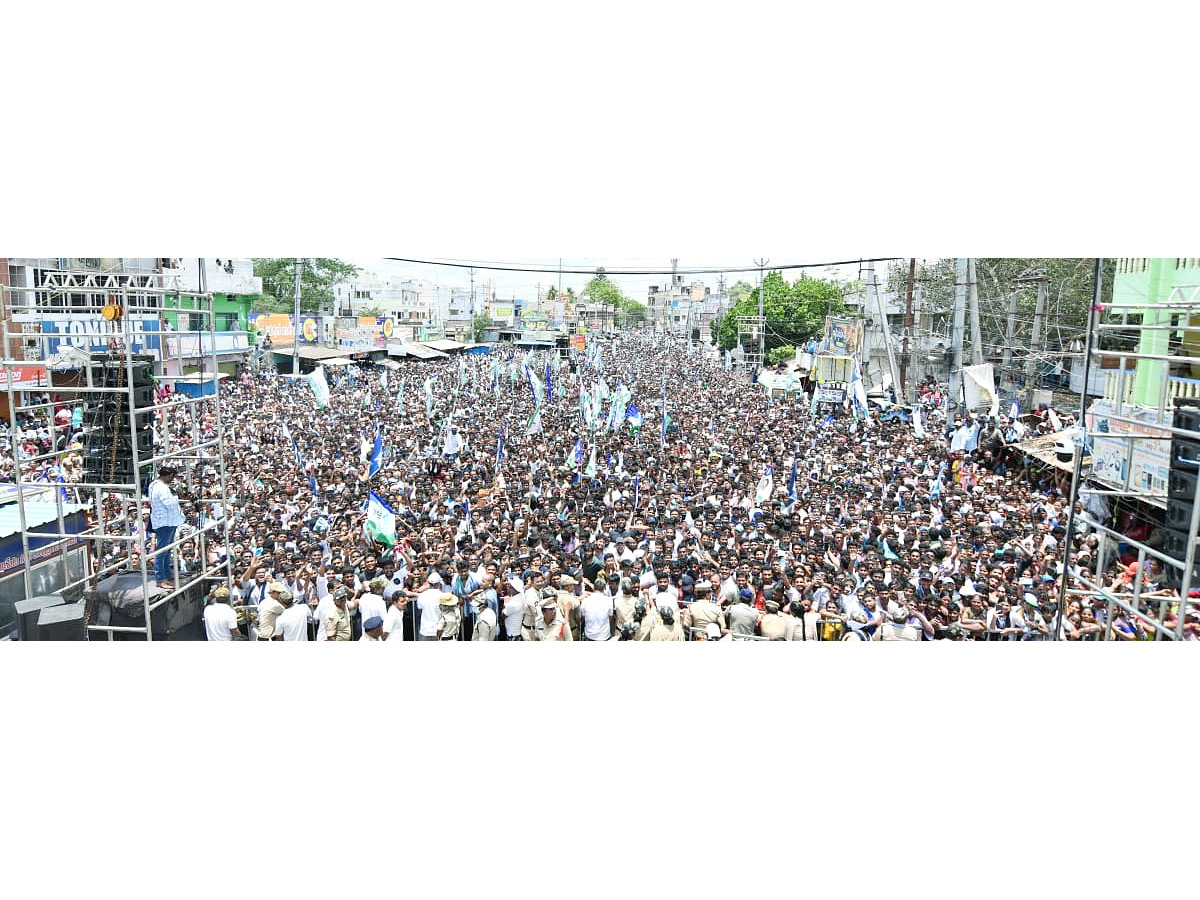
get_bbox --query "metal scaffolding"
[735,315,764,373]
[1058,266,1200,640]
[1,275,234,640]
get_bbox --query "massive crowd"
[9,331,1195,641]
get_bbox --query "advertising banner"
[37,315,161,358]
[0,365,48,389]
[248,313,297,347]
[820,316,864,359]
[1087,399,1172,495]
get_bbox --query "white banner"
[962,363,1000,417]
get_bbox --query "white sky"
[351,257,878,304]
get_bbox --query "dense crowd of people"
[11,331,1195,641]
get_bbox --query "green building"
[1111,258,1200,407]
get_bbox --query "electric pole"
[1001,284,1020,394]
[754,258,769,368]
[948,258,969,407]
[866,260,903,402]
[468,267,476,317]
[291,257,303,377]
[1024,274,1048,410]
[901,257,915,401]
[967,258,984,366]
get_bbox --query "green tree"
[615,298,647,328]
[712,271,846,351]
[470,313,491,342]
[729,280,754,304]
[884,258,1114,360]
[253,258,361,314]
[358,305,387,317]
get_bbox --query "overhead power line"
[382,257,899,276]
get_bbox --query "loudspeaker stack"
[1164,399,1200,590]
[81,353,156,486]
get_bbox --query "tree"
[358,305,387,317]
[729,280,754,304]
[253,258,361,315]
[712,271,846,351]
[884,257,1114,360]
[470,313,491,342]
[615,298,647,328]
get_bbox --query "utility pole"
[468,267,476,317]
[967,258,984,365]
[866,260,903,402]
[948,258,968,407]
[754,257,769,367]
[901,258,915,402]
[1001,284,1020,394]
[1025,275,1048,410]
[291,257,303,377]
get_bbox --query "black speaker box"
[13,595,64,641]
[1171,438,1200,471]
[1166,498,1197,532]
[89,354,155,387]
[1168,467,1197,501]
[84,428,154,454]
[1173,402,1200,436]
[37,603,88,641]
[103,584,203,640]
[1162,528,1196,564]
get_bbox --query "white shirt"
[383,605,405,643]
[502,591,525,637]
[415,587,444,638]
[652,586,679,613]
[277,604,310,641]
[580,592,614,641]
[313,596,336,641]
[203,603,238,641]
[357,591,387,627]
[148,478,185,529]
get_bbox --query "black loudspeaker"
[13,595,65,641]
[37,603,88,640]
[1163,401,1200,590]
[1161,529,1200,591]
[102,582,203,641]
[1168,467,1197,501]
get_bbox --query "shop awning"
[1019,432,1091,473]
[424,339,465,352]
[291,346,353,361]
[388,342,449,360]
[374,358,402,370]
[319,357,357,367]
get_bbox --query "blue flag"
[309,473,319,496]
[545,361,554,404]
[626,403,642,428]
[788,454,798,500]
[495,428,504,466]
[368,424,384,479]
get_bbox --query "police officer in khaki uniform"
[436,592,462,640]
[759,600,791,640]
[325,585,353,641]
[682,582,726,639]
[648,604,684,641]
[256,582,289,641]
[535,594,573,641]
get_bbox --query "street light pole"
[291,257,303,377]
[753,258,769,366]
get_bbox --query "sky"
[350,256,883,305]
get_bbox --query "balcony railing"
[1102,370,1200,409]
